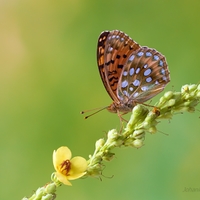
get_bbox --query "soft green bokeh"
[0,0,200,199]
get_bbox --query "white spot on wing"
[133,92,139,98]
[154,55,159,60]
[141,86,148,91]
[160,68,165,75]
[123,71,128,76]
[121,80,128,88]
[123,90,129,97]
[137,52,144,57]
[146,77,152,83]
[159,60,163,66]
[144,68,152,76]
[146,52,152,57]
[143,64,148,69]
[108,47,113,53]
[136,68,140,74]
[133,79,140,86]
[129,68,134,76]
[128,55,135,62]
[162,76,167,81]
[120,37,124,42]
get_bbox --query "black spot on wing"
[117,64,123,69]
[123,54,127,58]
[116,55,121,59]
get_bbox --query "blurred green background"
[1,0,200,199]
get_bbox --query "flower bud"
[126,105,148,131]
[42,194,55,200]
[45,183,56,194]
[107,129,118,139]
[164,91,174,100]
[95,139,105,150]
[132,129,145,139]
[35,187,45,199]
[167,99,176,107]
[132,139,144,148]
[189,84,197,91]
[148,126,157,134]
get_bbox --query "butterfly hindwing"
[117,47,170,103]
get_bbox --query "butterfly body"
[97,30,170,115]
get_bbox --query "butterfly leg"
[117,111,128,132]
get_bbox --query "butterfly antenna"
[81,106,108,119]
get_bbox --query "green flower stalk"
[22,180,57,200]
[86,84,200,178]
[23,84,200,199]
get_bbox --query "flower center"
[60,160,71,175]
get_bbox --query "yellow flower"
[53,146,87,186]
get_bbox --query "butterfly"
[97,30,170,115]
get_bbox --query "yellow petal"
[67,156,87,180]
[68,171,86,180]
[55,172,72,186]
[53,146,72,171]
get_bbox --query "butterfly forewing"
[117,47,170,103]
[97,30,140,102]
